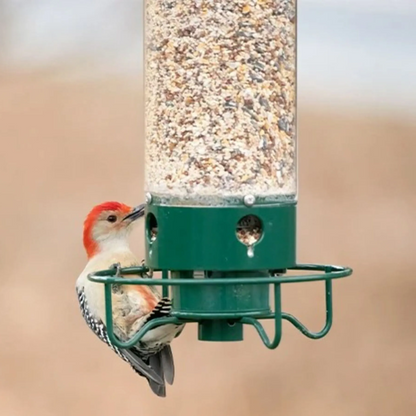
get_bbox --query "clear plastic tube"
[145,0,297,205]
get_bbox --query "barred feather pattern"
[76,288,173,364]
[76,288,126,358]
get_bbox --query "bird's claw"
[110,262,122,277]
[140,259,153,278]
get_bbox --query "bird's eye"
[107,215,117,223]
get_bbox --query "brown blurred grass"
[0,73,415,416]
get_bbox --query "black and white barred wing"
[76,288,163,386]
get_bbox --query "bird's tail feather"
[123,349,164,385]
[160,345,175,385]
[141,298,178,396]
[148,353,166,397]
[148,378,166,398]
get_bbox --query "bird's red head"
[83,201,145,258]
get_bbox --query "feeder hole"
[236,215,263,246]
[146,213,158,242]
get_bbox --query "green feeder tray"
[88,201,352,347]
[88,263,351,349]
[88,190,352,348]
[88,201,353,347]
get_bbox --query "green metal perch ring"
[88,264,352,350]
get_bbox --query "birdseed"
[237,228,262,246]
[150,228,158,241]
[236,214,262,245]
[145,0,297,205]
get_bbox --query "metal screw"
[145,192,153,204]
[243,194,256,207]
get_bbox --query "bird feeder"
[89,0,352,349]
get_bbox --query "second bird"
[76,201,184,397]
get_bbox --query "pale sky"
[302,0,416,14]
[0,1,414,117]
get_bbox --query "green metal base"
[145,201,296,271]
[88,264,353,349]
[198,321,243,342]
[140,197,298,342]
[171,270,271,341]
[170,271,271,317]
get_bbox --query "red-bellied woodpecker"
[76,201,184,397]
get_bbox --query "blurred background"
[1,1,415,415]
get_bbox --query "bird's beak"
[122,204,146,222]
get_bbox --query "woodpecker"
[76,201,184,397]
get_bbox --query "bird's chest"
[111,286,151,335]
[83,281,150,334]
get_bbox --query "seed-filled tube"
[145,0,297,205]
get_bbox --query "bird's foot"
[110,262,122,277]
[140,259,153,278]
